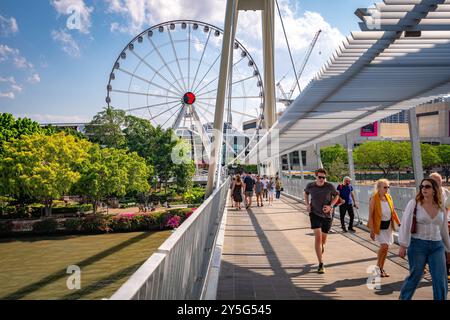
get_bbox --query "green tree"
[0,113,47,153]
[148,127,179,193]
[436,144,450,182]
[74,146,150,213]
[123,115,155,160]
[172,139,195,194]
[84,107,127,149]
[354,141,411,177]
[320,144,348,168]
[420,143,441,170]
[0,133,90,216]
[325,158,348,183]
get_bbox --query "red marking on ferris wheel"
[183,92,196,105]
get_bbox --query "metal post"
[315,144,323,169]
[287,152,292,177]
[408,108,424,190]
[206,0,239,197]
[346,134,356,182]
[298,150,305,182]
[262,0,276,129]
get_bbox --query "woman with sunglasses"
[368,179,401,278]
[398,178,450,300]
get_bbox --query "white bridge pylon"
[206,0,277,196]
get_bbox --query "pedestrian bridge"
[110,178,437,300]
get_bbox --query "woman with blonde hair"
[368,179,401,277]
[398,178,450,300]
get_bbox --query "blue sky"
[0,0,375,123]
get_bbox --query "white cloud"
[0,15,19,36]
[51,29,81,57]
[0,46,40,99]
[51,0,93,34]
[0,91,15,99]
[0,44,34,69]
[107,0,226,35]
[27,73,41,84]
[0,76,16,84]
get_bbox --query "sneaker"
[318,263,325,274]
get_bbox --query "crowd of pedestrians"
[227,168,450,300]
[229,173,282,210]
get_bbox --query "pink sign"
[360,121,378,137]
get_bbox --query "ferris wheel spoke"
[149,103,182,122]
[197,100,255,119]
[191,30,212,92]
[111,89,180,100]
[194,103,215,118]
[118,68,181,97]
[126,100,181,112]
[168,28,188,92]
[198,95,261,100]
[188,24,191,90]
[196,75,257,98]
[148,38,186,94]
[162,105,183,128]
[192,52,222,93]
[130,50,184,96]
[195,57,246,96]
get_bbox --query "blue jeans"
[276,190,281,199]
[400,238,448,300]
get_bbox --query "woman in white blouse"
[398,178,450,300]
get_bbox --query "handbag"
[380,220,391,230]
[411,201,418,234]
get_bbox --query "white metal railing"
[281,175,416,222]
[110,178,230,300]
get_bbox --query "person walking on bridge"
[304,168,340,274]
[243,172,255,210]
[368,179,401,278]
[430,172,450,281]
[232,175,244,211]
[337,176,359,233]
[398,178,450,300]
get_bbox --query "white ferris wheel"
[106,20,265,167]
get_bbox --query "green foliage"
[354,141,411,177]
[420,143,441,169]
[74,145,150,213]
[123,116,155,160]
[325,158,348,182]
[183,187,205,204]
[0,113,44,152]
[84,107,127,149]
[33,219,59,234]
[80,214,111,233]
[63,219,83,232]
[0,132,90,216]
[321,144,348,166]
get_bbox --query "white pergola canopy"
[247,0,450,162]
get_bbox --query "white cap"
[344,176,352,181]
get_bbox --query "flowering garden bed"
[0,208,196,237]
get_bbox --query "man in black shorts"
[304,168,339,274]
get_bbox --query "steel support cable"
[275,0,301,95]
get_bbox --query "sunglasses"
[317,176,326,180]
[420,185,433,190]
[383,186,390,189]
